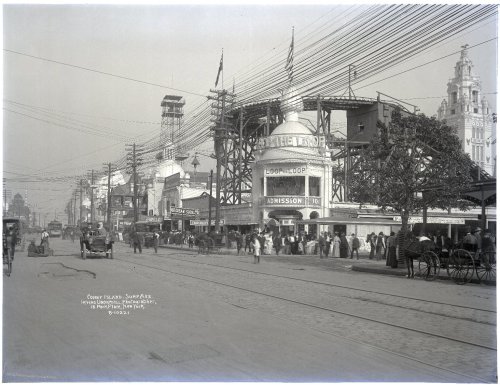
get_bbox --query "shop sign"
[146,216,163,222]
[265,166,307,175]
[257,135,326,150]
[170,208,199,217]
[264,196,321,207]
[265,196,305,206]
[190,219,224,226]
[280,219,295,226]
[392,216,465,224]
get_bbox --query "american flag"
[285,28,294,84]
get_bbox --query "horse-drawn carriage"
[80,223,114,259]
[402,231,496,285]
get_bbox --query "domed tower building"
[437,45,496,176]
[251,86,333,236]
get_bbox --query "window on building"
[267,176,305,196]
[260,177,264,196]
[472,90,478,103]
[309,177,321,197]
[358,123,365,132]
[480,146,484,161]
[474,108,478,113]
[452,92,457,104]
[451,109,455,115]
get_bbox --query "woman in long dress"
[332,232,340,258]
[339,233,349,258]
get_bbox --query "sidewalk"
[156,243,494,285]
[157,242,409,278]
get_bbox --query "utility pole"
[89,169,95,223]
[73,190,77,225]
[208,170,213,231]
[126,143,144,225]
[80,179,84,224]
[104,162,113,231]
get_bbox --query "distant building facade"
[437,45,496,176]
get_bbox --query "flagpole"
[221,49,224,90]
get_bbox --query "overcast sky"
[2,3,498,221]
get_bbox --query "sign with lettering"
[263,196,321,207]
[392,216,465,225]
[265,166,307,175]
[170,208,199,217]
[265,196,305,206]
[257,135,326,151]
[190,219,224,226]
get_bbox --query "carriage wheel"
[476,251,496,285]
[82,247,87,260]
[417,251,440,281]
[447,249,474,285]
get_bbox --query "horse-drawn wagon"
[401,230,496,285]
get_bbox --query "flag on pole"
[215,50,223,87]
[285,27,294,84]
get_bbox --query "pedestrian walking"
[40,228,50,254]
[376,232,386,261]
[386,231,398,268]
[324,232,331,258]
[133,230,142,254]
[273,233,281,255]
[236,232,243,255]
[253,235,261,264]
[368,232,376,259]
[153,230,160,253]
[350,233,360,259]
[339,232,349,258]
[244,233,252,253]
[318,232,326,258]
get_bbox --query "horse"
[401,231,436,278]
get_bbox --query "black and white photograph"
[2,2,498,382]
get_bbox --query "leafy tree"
[349,110,474,231]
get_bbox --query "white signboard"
[190,219,224,226]
[392,216,465,225]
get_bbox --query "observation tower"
[160,95,188,162]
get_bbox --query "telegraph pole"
[104,162,113,231]
[89,169,95,223]
[126,143,144,224]
[79,179,84,224]
[73,190,77,225]
[208,169,213,231]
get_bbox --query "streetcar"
[47,220,63,237]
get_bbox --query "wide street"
[3,237,497,382]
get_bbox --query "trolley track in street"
[114,254,496,352]
[142,249,496,315]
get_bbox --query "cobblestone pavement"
[140,243,497,381]
[4,239,496,382]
